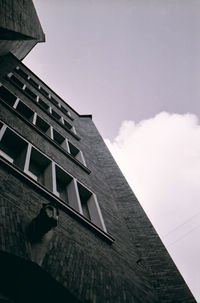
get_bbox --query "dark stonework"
[0,52,196,303]
[0,0,45,59]
[0,1,197,302]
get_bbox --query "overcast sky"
[25,1,200,301]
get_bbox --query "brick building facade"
[0,1,196,302]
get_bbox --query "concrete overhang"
[0,0,45,60]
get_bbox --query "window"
[38,98,49,111]
[40,87,49,98]
[60,105,69,115]
[77,182,107,231]
[77,183,91,220]
[26,146,52,189]
[63,119,72,131]
[15,100,34,121]
[0,122,107,233]
[9,74,24,89]
[54,165,82,212]
[51,109,61,121]
[68,142,86,165]
[29,78,39,89]
[54,165,73,203]
[52,129,67,150]
[15,67,28,80]
[0,127,28,170]
[0,86,17,106]
[24,87,37,101]
[50,96,59,106]
[68,142,79,157]
[35,115,50,136]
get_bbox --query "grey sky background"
[25,0,200,140]
[24,0,200,301]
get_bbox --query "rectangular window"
[54,166,82,212]
[0,86,17,106]
[60,105,69,115]
[40,87,49,98]
[26,146,52,189]
[38,98,49,111]
[50,96,59,106]
[15,68,28,80]
[15,100,34,121]
[68,142,86,165]
[0,122,106,232]
[0,127,28,170]
[9,75,24,89]
[77,182,107,231]
[24,87,37,101]
[51,109,61,121]
[54,165,73,203]
[52,129,67,150]
[29,78,39,89]
[63,119,72,131]
[68,142,79,157]
[77,183,92,220]
[35,115,50,136]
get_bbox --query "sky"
[24,0,200,301]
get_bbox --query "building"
[0,1,197,302]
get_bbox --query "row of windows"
[15,66,72,120]
[6,74,77,136]
[0,122,106,232]
[0,85,86,166]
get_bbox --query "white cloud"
[105,112,200,302]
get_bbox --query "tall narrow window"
[35,115,51,136]
[15,101,34,121]
[77,182,107,231]
[15,67,28,80]
[50,96,59,106]
[63,119,73,131]
[0,86,17,106]
[52,129,67,150]
[68,142,86,165]
[51,110,61,121]
[53,166,82,212]
[54,165,73,203]
[68,142,79,158]
[40,87,49,97]
[60,105,69,116]
[38,98,49,111]
[77,183,92,220]
[26,146,52,190]
[0,127,28,170]
[9,75,24,89]
[29,78,39,89]
[24,87,37,101]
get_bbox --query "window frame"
[0,122,112,242]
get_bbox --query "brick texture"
[0,53,196,302]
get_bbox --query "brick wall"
[79,117,195,303]
[0,54,196,302]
